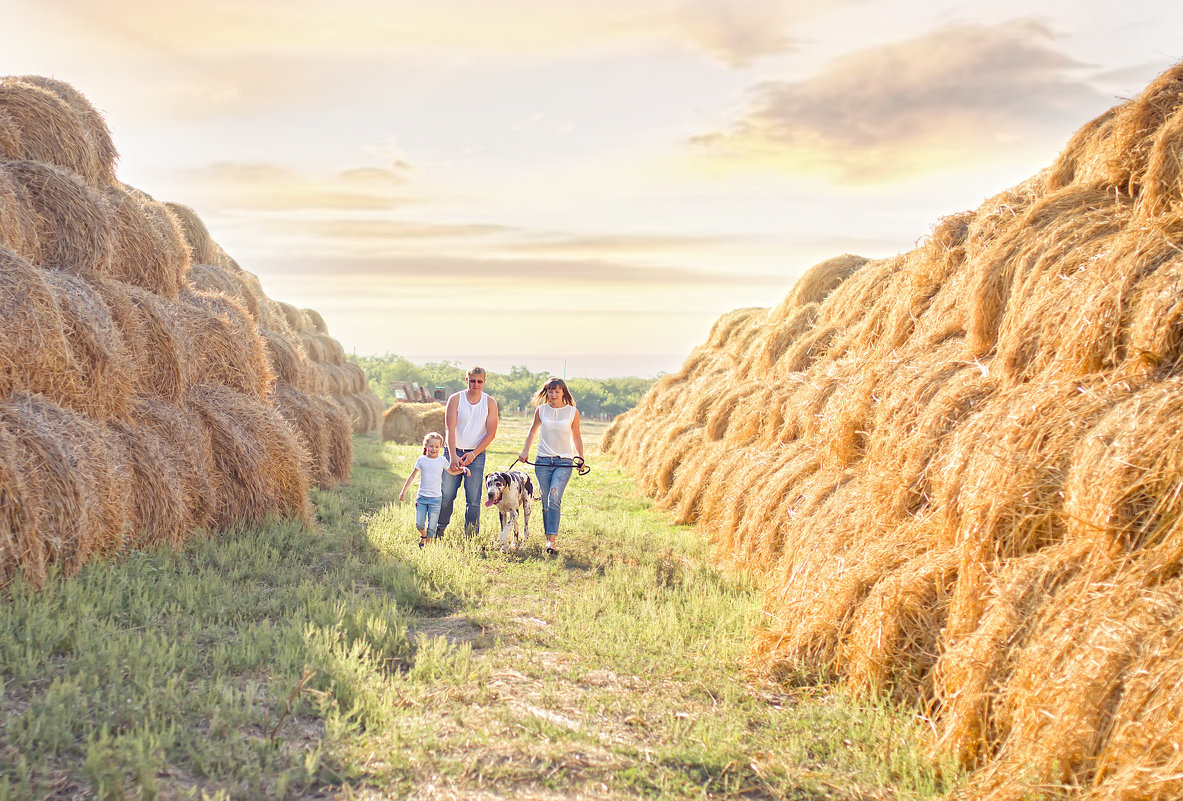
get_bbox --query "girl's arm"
[398,467,419,501]
[572,409,585,461]
[519,408,542,462]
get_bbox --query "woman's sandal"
[545,544,557,555]
[419,534,427,549]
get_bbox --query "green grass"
[0,418,961,800]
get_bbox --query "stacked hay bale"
[381,400,446,445]
[604,64,1183,799]
[0,75,380,585]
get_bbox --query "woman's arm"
[571,409,584,461]
[398,467,420,502]
[519,408,542,462]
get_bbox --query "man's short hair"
[466,367,486,379]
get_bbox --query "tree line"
[349,354,656,418]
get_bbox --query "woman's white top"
[537,403,577,458]
[454,392,489,450]
[414,454,450,497]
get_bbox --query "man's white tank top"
[537,404,576,458]
[454,392,489,450]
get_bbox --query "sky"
[5,0,1182,377]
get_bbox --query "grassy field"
[0,417,960,800]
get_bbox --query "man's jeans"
[435,448,485,537]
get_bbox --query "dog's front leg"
[499,510,516,552]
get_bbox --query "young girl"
[518,377,585,555]
[399,432,469,548]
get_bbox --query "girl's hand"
[518,450,528,462]
[398,491,405,501]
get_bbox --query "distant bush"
[348,354,654,417]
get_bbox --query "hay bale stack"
[0,75,389,585]
[604,62,1183,798]
[382,401,445,445]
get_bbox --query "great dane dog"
[483,470,535,552]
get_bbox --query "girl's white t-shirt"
[414,454,450,498]
[537,404,577,458]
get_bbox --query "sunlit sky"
[7,1,1182,377]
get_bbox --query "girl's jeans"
[534,456,574,536]
[415,495,441,535]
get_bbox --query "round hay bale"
[303,307,328,334]
[0,107,20,159]
[1,160,114,277]
[105,416,190,548]
[272,382,330,488]
[0,392,131,577]
[0,424,41,587]
[14,75,118,186]
[0,78,106,186]
[0,246,80,408]
[298,331,326,363]
[0,165,41,257]
[41,270,133,420]
[277,301,312,334]
[105,185,187,298]
[259,326,309,387]
[131,396,216,531]
[315,394,355,479]
[185,261,260,319]
[177,289,273,400]
[784,254,868,310]
[163,202,221,265]
[89,279,192,402]
[381,400,445,445]
[315,333,346,366]
[188,383,311,529]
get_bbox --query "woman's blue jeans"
[534,456,574,536]
[436,449,485,537]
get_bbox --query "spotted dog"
[484,470,535,551]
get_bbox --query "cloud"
[254,252,783,289]
[160,161,414,211]
[32,0,833,66]
[693,20,1112,182]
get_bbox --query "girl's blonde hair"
[422,431,444,454]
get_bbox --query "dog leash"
[507,456,591,476]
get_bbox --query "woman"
[519,377,584,555]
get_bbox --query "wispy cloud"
[34,0,838,65]
[161,161,413,211]
[693,20,1111,182]
[257,252,783,289]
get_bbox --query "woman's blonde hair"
[532,377,574,407]
[421,431,444,454]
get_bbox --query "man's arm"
[469,395,499,458]
[444,393,460,469]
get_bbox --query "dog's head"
[484,472,510,507]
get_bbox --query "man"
[435,366,498,538]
